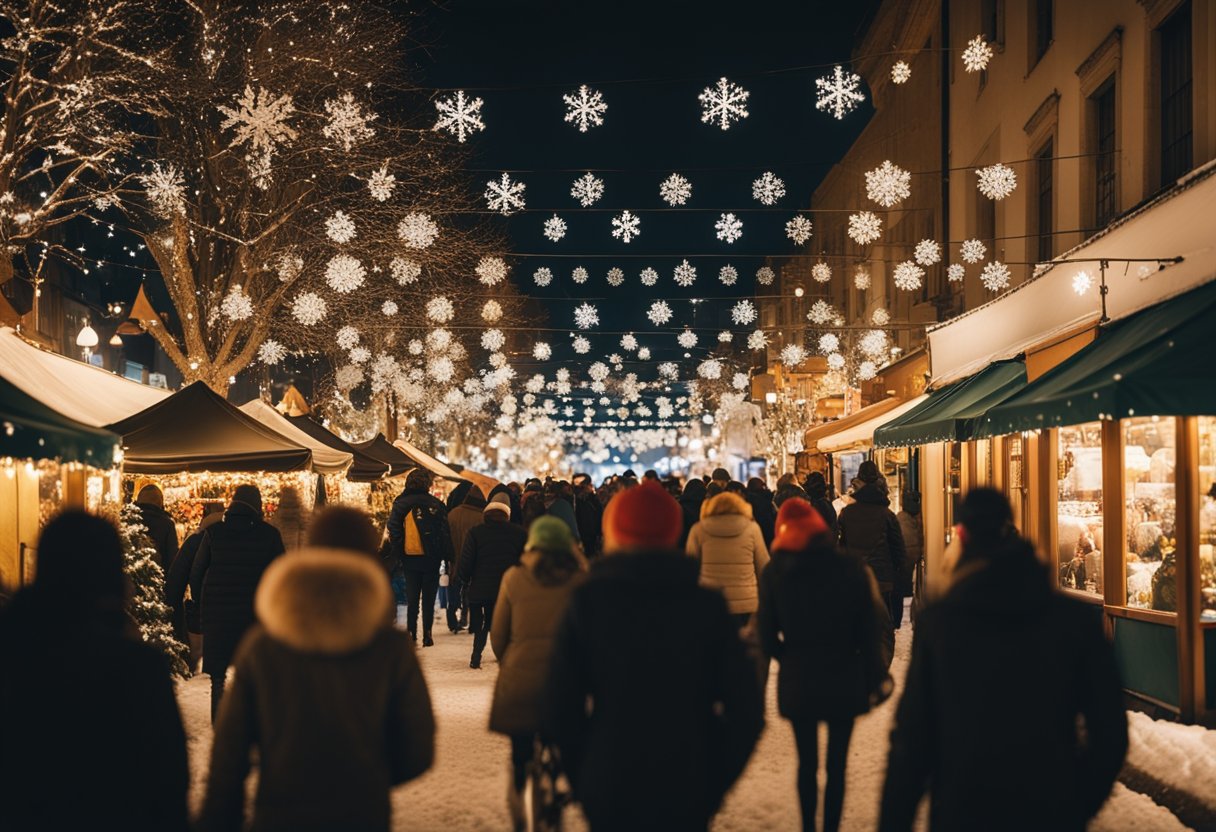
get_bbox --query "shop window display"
[1123,417,1177,611]
[1199,416,1216,621]
[1057,423,1103,596]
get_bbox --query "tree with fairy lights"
[118,503,190,678]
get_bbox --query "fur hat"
[526,515,575,553]
[771,497,829,553]
[602,480,682,552]
[484,492,511,516]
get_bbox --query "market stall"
[285,414,390,482]
[393,437,463,481]
[800,397,906,501]
[238,399,353,476]
[352,434,414,478]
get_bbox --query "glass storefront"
[1057,422,1104,596]
[1199,416,1216,621]
[1123,417,1177,611]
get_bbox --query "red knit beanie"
[771,497,829,553]
[603,480,682,552]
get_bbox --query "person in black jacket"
[189,484,285,720]
[572,474,603,557]
[135,483,179,572]
[386,468,454,647]
[546,481,764,831]
[879,489,1128,832]
[164,503,224,673]
[803,471,837,535]
[678,477,707,548]
[0,511,189,831]
[743,477,777,548]
[758,498,891,832]
[458,493,527,668]
[836,460,906,625]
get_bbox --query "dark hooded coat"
[836,482,906,587]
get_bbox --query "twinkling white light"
[640,267,659,286]
[947,263,966,282]
[658,362,679,380]
[336,325,360,350]
[220,284,253,321]
[621,333,639,351]
[258,339,287,366]
[677,329,698,348]
[398,212,439,249]
[962,35,994,72]
[731,299,758,325]
[485,172,526,215]
[871,307,891,326]
[659,173,692,206]
[719,264,738,286]
[827,352,846,370]
[368,163,395,201]
[533,342,553,361]
[866,160,911,207]
[894,260,925,291]
[698,359,723,380]
[335,364,364,391]
[275,251,304,282]
[571,266,589,284]
[637,347,651,360]
[572,335,591,354]
[325,254,365,293]
[533,267,553,287]
[718,330,734,343]
[543,215,567,242]
[426,296,455,323]
[563,85,607,132]
[606,267,625,286]
[291,292,327,325]
[571,172,605,207]
[756,266,776,285]
[217,86,297,189]
[716,212,743,243]
[960,238,987,263]
[574,303,600,329]
[854,266,871,290]
[914,239,942,266]
[325,211,356,244]
[732,372,750,390]
[699,77,750,130]
[848,211,882,245]
[812,262,833,283]
[976,163,1017,200]
[673,259,697,287]
[433,90,485,143]
[859,329,889,357]
[391,257,421,285]
[780,344,807,366]
[482,300,503,322]
[815,64,866,120]
[786,215,814,245]
[818,333,840,353]
[381,300,398,316]
[647,301,673,325]
[476,256,508,286]
[807,299,834,324]
[752,171,786,205]
[323,92,375,151]
[891,61,911,84]
[139,162,186,217]
[748,329,769,350]
[1072,270,1093,295]
[612,210,641,243]
[857,360,878,381]
[981,260,1011,291]
[481,329,506,351]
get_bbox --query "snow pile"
[1124,709,1216,822]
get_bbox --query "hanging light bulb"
[108,333,123,347]
[75,322,99,348]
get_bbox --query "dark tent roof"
[874,360,1027,448]
[0,376,117,465]
[351,433,414,478]
[107,381,312,474]
[286,415,390,482]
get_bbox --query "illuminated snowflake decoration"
[381,300,398,316]
[640,267,659,286]
[571,172,605,207]
[426,296,455,323]
[390,257,421,286]
[731,299,758,325]
[485,173,526,215]
[962,35,994,72]
[859,329,889,357]
[812,262,833,283]
[220,284,253,321]
[780,344,807,366]
[323,92,375,151]
[865,160,911,207]
[673,259,697,287]
[481,330,505,351]
[947,263,966,282]
[815,65,866,120]
[621,333,639,351]
[325,254,365,293]
[543,215,567,242]
[612,210,641,243]
[586,361,610,383]
[871,307,891,326]
[891,61,911,84]
[574,303,600,329]
[325,211,356,244]
[563,85,607,132]
[732,372,750,391]
[476,256,508,286]
[139,162,186,218]
[258,339,287,366]
[718,330,734,343]
[786,215,813,245]
[698,77,750,130]
[571,266,589,284]
[715,213,743,243]
[752,171,786,205]
[698,359,723,380]
[893,260,925,291]
[719,265,738,286]
[647,301,673,325]
[291,292,327,325]
[1072,270,1094,295]
[854,266,872,290]
[429,357,455,384]
[658,362,679,380]
[336,326,360,351]
[533,342,553,361]
[602,267,624,287]
[748,330,769,350]
[807,299,834,324]
[433,90,485,143]
[659,173,692,206]
[818,333,840,353]
[368,163,395,201]
[334,364,365,392]
[533,267,553,287]
[848,211,883,245]
[976,163,1017,200]
[427,328,453,352]
[827,352,846,370]
[482,300,503,322]
[914,239,942,266]
[572,335,591,354]
[217,86,297,189]
[960,238,987,263]
[981,260,1011,291]
[677,329,698,349]
[756,266,776,286]
[398,212,439,249]
[637,347,651,360]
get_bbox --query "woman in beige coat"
[489,516,586,830]
[685,491,770,627]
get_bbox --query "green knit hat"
[526,516,576,553]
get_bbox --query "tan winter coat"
[685,493,770,614]
[489,550,585,736]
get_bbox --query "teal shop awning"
[978,279,1216,437]
[874,360,1027,448]
[0,376,118,465]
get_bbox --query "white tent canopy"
[0,327,169,428]
[238,399,353,476]
[817,395,930,454]
[392,438,463,481]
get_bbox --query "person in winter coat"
[446,486,486,633]
[190,484,285,720]
[0,511,189,831]
[387,468,455,647]
[836,459,906,626]
[774,473,809,509]
[135,482,179,571]
[458,493,528,668]
[743,478,777,547]
[200,534,435,831]
[490,516,588,829]
[572,473,603,557]
[757,499,892,832]
[685,492,770,628]
[544,479,582,542]
[546,481,764,831]
[270,484,308,551]
[879,488,1127,832]
[894,490,923,628]
[520,480,547,529]
[165,503,224,672]
[803,471,837,535]
[678,477,707,547]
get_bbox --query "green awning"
[0,376,118,464]
[978,279,1216,437]
[874,359,1027,448]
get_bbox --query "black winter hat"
[231,483,263,514]
[857,460,880,482]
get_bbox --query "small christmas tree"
[119,504,190,678]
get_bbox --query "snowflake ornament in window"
[543,215,567,242]
[563,85,607,132]
[716,213,743,243]
[482,300,503,322]
[848,211,882,245]
[217,86,297,189]
[976,163,1017,200]
[865,160,911,207]
[325,254,365,293]
[426,296,455,323]
[871,307,890,326]
[612,210,641,243]
[698,77,750,130]
[571,172,605,207]
[291,292,327,325]
[325,211,356,244]
[891,61,911,84]
[893,261,924,291]
[139,162,187,218]
[485,173,526,215]
[574,303,599,329]
[381,300,398,316]
[947,263,966,282]
[476,256,508,286]
[807,299,834,324]
[323,92,375,152]
[606,267,625,287]
[786,215,814,245]
[818,333,840,354]
[780,344,807,366]
[854,266,872,290]
[961,35,993,72]
[815,65,866,120]
[398,212,439,249]
[719,265,738,286]
[533,267,553,287]
[571,266,589,284]
[659,173,692,206]
[960,238,987,263]
[640,267,659,286]
[647,301,673,325]
[572,335,591,354]
[367,163,395,201]
[336,326,361,351]
[258,339,287,367]
[981,260,1011,292]
[677,329,698,349]
[220,285,253,321]
[673,259,697,287]
[481,329,505,351]
[752,172,786,205]
[533,342,553,361]
[914,239,942,266]
[433,90,485,143]
[812,262,832,283]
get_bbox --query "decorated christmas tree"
[119,504,190,678]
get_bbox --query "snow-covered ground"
[177,616,1201,831]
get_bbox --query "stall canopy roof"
[238,400,353,476]
[393,438,462,481]
[978,280,1216,437]
[819,394,931,454]
[352,434,414,478]
[0,376,118,464]
[0,326,168,427]
[285,415,389,482]
[803,397,904,454]
[108,382,312,474]
[875,360,1028,448]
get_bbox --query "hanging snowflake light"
[621,333,639,351]
[976,163,1017,200]
[857,360,878,381]
[368,163,396,201]
[486,350,504,366]
[325,211,356,244]
[390,257,421,286]
[732,372,750,391]
[572,335,591,354]
[481,329,506,351]
[818,333,840,353]
[698,76,750,130]
[217,86,297,189]
[752,172,786,205]
[807,299,834,324]
[854,266,872,290]
[476,256,508,286]
[960,238,987,263]
[258,339,287,366]
[1072,270,1094,295]
[433,90,485,143]
[698,359,723,380]
[275,251,304,282]
[563,85,607,132]
[640,267,659,286]
[398,212,439,249]
[335,364,365,392]
[532,267,554,287]
[756,266,776,286]
[859,329,889,357]
[612,210,641,243]
[815,65,866,120]
[533,342,553,361]
[647,301,673,325]
[673,259,697,287]
[871,307,891,326]
[947,263,966,282]
[718,330,734,343]
[325,254,366,293]
[961,35,994,73]
[291,292,327,325]
[731,299,758,325]
[426,328,453,351]
[336,325,361,350]
[381,300,398,316]
[485,172,526,215]
[429,357,456,383]
[543,215,567,242]
[827,352,846,370]
[637,347,651,360]
[426,296,455,323]
[865,160,912,207]
[606,267,625,286]
[571,266,589,284]
[659,173,692,206]
[571,172,605,207]
[748,330,769,350]
[658,362,679,380]
[893,260,925,291]
[848,211,883,245]
[719,265,738,286]
[981,260,1011,291]
[482,299,503,322]
[677,329,698,348]
[891,61,911,84]
[780,344,807,366]
[914,239,942,266]
[715,213,743,243]
[139,162,186,217]
[812,261,833,283]
[220,284,253,321]
[588,361,611,382]
[323,92,375,151]
[786,215,813,245]
[574,303,600,329]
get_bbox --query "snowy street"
[177,620,1202,831]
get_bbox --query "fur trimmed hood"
[255,547,393,654]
